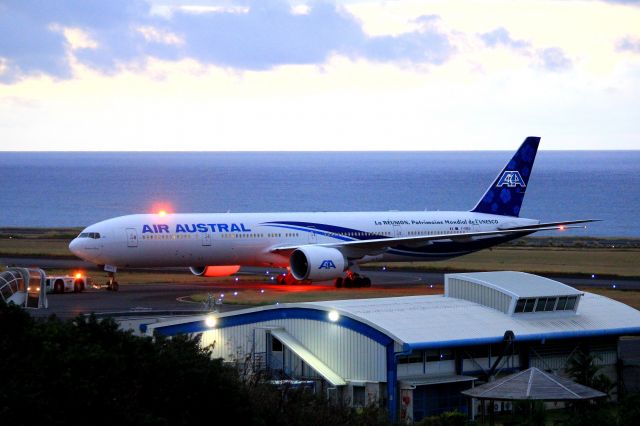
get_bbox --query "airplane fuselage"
[70,211,538,268]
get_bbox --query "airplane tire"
[363,277,372,287]
[334,277,343,288]
[54,281,63,294]
[112,282,119,292]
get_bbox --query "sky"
[1,0,640,151]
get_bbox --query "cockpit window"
[78,232,101,239]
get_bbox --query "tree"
[0,301,392,426]
[563,349,616,426]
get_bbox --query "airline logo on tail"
[496,171,526,188]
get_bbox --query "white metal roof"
[145,273,640,351]
[446,271,583,299]
[306,291,640,348]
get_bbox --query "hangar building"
[143,272,640,422]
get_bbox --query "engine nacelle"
[290,246,347,281]
[189,265,241,277]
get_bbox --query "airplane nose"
[69,238,81,257]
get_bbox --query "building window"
[439,349,454,361]
[353,386,365,407]
[426,349,440,362]
[544,297,557,311]
[556,296,568,310]
[524,298,535,312]
[399,353,423,364]
[272,337,283,352]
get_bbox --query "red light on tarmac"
[75,272,82,279]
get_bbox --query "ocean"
[0,151,638,237]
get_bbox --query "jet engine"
[189,265,241,277]
[290,246,347,281]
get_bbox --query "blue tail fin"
[471,136,540,217]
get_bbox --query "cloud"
[536,47,572,71]
[479,27,572,72]
[617,36,640,53]
[0,0,151,81]
[0,0,455,82]
[480,28,530,50]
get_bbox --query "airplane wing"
[270,219,600,254]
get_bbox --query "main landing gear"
[334,271,371,288]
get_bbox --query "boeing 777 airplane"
[69,137,596,290]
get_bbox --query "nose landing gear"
[102,265,119,291]
[106,272,119,291]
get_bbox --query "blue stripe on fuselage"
[261,221,387,241]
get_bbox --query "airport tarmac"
[4,256,639,320]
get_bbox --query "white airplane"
[69,137,596,290]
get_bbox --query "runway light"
[205,315,217,328]
[592,274,596,279]
[328,310,340,322]
[612,283,617,289]
[235,277,239,282]
[260,289,265,293]
[233,291,238,296]
[220,293,225,298]
[382,266,386,271]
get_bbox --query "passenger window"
[514,299,526,313]
[535,298,547,312]
[565,296,577,310]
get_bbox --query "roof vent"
[444,271,583,316]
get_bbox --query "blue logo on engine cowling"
[496,171,526,188]
[318,260,337,270]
